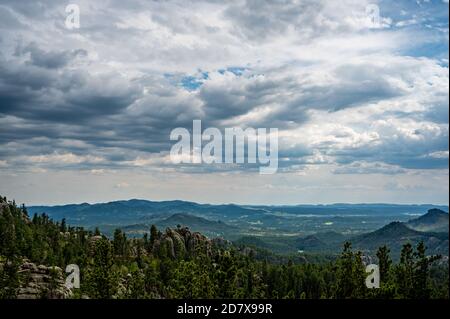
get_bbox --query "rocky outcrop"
[152,226,212,258]
[17,261,72,299]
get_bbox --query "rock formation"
[152,226,212,258]
[17,260,72,299]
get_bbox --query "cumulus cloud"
[333,161,406,175]
[0,0,448,204]
[14,42,87,69]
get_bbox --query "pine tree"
[376,245,392,284]
[396,243,414,298]
[150,224,158,249]
[60,218,67,233]
[113,229,127,258]
[334,242,366,298]
[0,258,20,299]
[84,238,118,299]
[412,241,441,299]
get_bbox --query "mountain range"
[27,199,449,257]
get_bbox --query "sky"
[0,0,448,206]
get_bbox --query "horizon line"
[10,197,450,208]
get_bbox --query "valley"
[28,200,449,258]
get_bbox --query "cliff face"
[152,226,212,258]
[17,261,72,299]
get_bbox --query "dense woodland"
[0,196,448,299]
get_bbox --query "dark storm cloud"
[196,62,404,128]
[14,42,87,69]
[1,50,448,172]
[0,49,141,123]
[299,65,401,111]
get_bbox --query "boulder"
[16,261,72,299]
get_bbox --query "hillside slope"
[407,209,449,233]
[351,221,448,257]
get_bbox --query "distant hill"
[28,200,449,226]
[351,221,448,258]
[27,199,449,250]
[234,219,449,257]
[115,213,237,238]
[294,231,349,252]
[314,231,348,244]
[406,209,449,233]
[295,235,328,251]
[158,213,237,233]
[28,199,266,227]
[28,199,206,225]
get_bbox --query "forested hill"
[27,199,448,230]
[1,195,449,299]
[407,208,449,232]
[26,199,449,247]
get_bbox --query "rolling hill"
[27,199,449,256]
[350,221,448,258]
[97,213,238,238]
[406,208,449,233]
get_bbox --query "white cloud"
[26,152,105,165]
[0,0,448,204]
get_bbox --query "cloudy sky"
[0,0,448,206]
